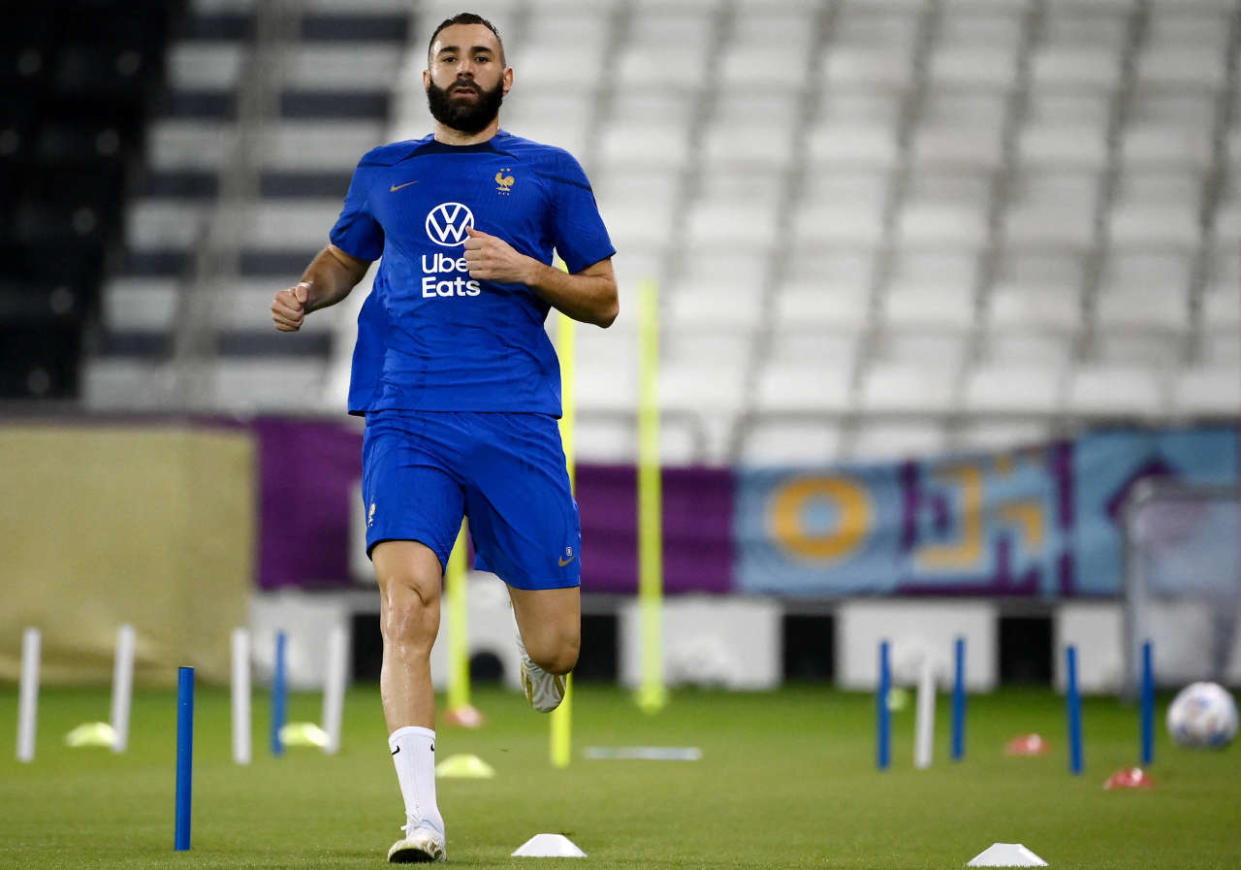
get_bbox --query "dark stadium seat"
[0,1,180,399]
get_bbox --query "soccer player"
[270,13,616,863]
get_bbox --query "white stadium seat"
[897,202,987,247]
[102,279,179,332]
[168,43,244,91]
[850,421,950,463]
[860,362,958,414]
[126,201,210,250]
[1030,47,1122,90]
[754,361,853,414]
[246,200,342,249]
[262,123,386,171]
[805,122,900,170]
[1065,366,1166,418]
[596,122,690,170]
[284,45,405,91]
[964,364,1064,415]
[685,200,779,250]
[883,282,975,330]
[149,121,236,171]
[83,360,176,410]
[793,202,886,248]
[615,44,710,91]
[775,282,870,331]
[666,281,764,331]
[1171,366,1241,416]
[990,284,1081,332]
[740,419,845,467]
[821,47,914,90]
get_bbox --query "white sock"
[388,725,444,835]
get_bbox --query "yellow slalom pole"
[636,279,667,714]
[550,270,575,768]
[444,521,482,727]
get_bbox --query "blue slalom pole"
[1066,645,1083,775]
[175,666,194,851]
[877,640,891,771]
[951,636,966,761]
[1140,641,1154,766]
[271,631,287,758]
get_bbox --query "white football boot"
[387,822,446,863]
[517,634,566,713]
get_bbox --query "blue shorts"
[361,409,581,590]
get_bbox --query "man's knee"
[527,628,579,675]
[374,545,442,657]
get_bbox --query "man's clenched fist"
[272,281,310,332]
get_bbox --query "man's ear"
[422,68,431,91]
[502,66,513,96]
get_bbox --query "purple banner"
[254,417,363,589]
[576,464,734,595]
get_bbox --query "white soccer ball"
[1166,682,1239,749]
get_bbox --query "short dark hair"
[428,13,505,64]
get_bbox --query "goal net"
[1122,480,1241,696]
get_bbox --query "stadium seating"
[1,2,176,398]
[69,0,1239,467]
[84,0,410,412]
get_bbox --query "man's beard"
[426,79,504,135]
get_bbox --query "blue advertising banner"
[736,426,1239,598]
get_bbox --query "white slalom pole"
[231,627,251,765]
[914,655,935,770]
[322,623,348,755]
[110,624,136,753]
[17,627,41,763]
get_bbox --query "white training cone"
[512,834,587,858]
[967,843,1048,867]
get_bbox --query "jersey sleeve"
[329,159,384,262]
[546,152,615,274]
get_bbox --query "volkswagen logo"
[425,202,475,247]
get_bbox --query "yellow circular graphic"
[768,476,872,562]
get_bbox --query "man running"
[270,12,616,863]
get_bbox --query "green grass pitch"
[1,684,1238,869]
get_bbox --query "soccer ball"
[1166,682,1238,749]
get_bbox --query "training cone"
[1004,734,1049,756]
[279,722,329,748]
[444,705,485,728]
[966,843,1048,867]
[512,833,586,858]
[436,753,495,779]
[65,722,117,748]
[1104,767,1154,790]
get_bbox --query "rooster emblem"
[495,169,515,194]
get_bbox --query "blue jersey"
[329,131,615,417]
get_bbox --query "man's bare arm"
[462,227,618,327]
[271,244,372,332]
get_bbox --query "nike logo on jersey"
[391,746,400,755]
[389,180,420,193]
[558,549,576,567]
